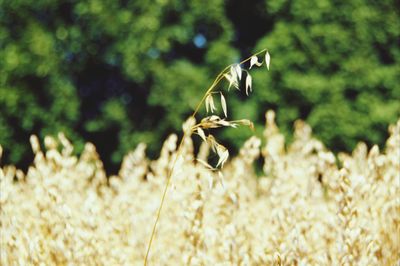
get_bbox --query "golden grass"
[1,114,399,265]
[144,49,267,264]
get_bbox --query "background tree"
[0,0,399,172]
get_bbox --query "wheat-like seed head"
[1,116,399,265]
[195,50,268,172]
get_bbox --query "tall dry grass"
[1,112,399,265]
[144,49,269,264]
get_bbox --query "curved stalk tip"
[143,48,267,265]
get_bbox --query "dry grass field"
[1,111,399,265]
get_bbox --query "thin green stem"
[143,48,266,266]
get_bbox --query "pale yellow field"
[1,112,399,265]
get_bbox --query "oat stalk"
[144,48,268,265]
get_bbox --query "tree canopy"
[1,0,399,172]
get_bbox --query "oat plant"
[144,49,271,265]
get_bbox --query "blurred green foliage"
[0,0,399,172]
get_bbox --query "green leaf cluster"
[0,0,399,171]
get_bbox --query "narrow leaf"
[265,51,271,70]
[235,64,242,80]
[217,120,230,127]
[224,74,234,91]
[245,74,252,96]
[216,144,229,168]
[227,68,239,90]
[196,159,215,170]
[216,149,229,168]
[220,92,227,118]
[249,56,262,69]
[208,94,216,113]
[207,135,218,153]
[230,66,237,81]
[197,127,206,142]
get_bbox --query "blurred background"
[1,0,399,174]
